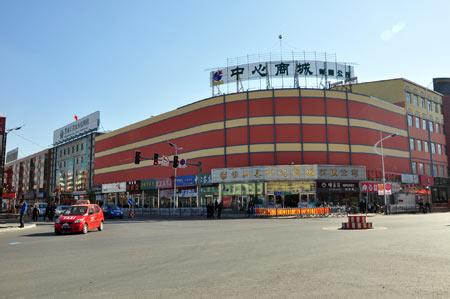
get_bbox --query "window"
[440,165,444,176]
[405,92,411,104]
[59,162,62,169]
[420,97,425,108]
[60,150,63,156]
[427,100,431,111]
[411,162,417,174]
[437,104,441,114]
[63,161,66,167]
[416,140,422,151]
[76,144,79,152]
[415,117,420,128]
[431,143,436,154]
[425,164,431,176]
[410,138,415,150]
[428,120,434,132]
[433,165,438,176]
[72,146,75,154]
[407,115,413,126]
[422,119,427,130]
[419,163,424,175]
[413,94,419,106]
[81,143,84,151]
[435,123,440,134]
[64,149,66,155]
[424,141,429,152]
[438,144,442,155]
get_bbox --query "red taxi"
[54,201,104,234]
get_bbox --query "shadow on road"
[22,232,56,237]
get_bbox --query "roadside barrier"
[341,214,373,229]
[255,207,331,217]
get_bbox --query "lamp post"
[168,141,182,210]
[373,132,397,215]
[0,126,23,213]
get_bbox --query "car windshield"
[64,206,88,215]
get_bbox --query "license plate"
[62,223,69,228]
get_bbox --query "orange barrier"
[255,207,331,217]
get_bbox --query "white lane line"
[8,242,21,245]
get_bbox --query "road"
[0,213,450,298]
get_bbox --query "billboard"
[5,148,18,163]
[210,60,354,86]
[53,111,100,145]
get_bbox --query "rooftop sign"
[53,111,100,145]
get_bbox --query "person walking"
[217,200,223,219]
[32,205,39,222]
[19,201,28,228]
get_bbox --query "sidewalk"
[0,223,36,233]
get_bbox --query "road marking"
[8,242,21,245]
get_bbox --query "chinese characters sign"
[210,60,354,86]
[53,111,100,145]
[211,165,365,183]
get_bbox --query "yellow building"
[349,78,447,180]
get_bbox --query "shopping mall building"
[93,75,448,211]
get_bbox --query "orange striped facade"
[94,89,413,185]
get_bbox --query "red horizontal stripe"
[348,102,405,129]
[96,104,225,152]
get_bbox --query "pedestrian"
[44,205,49,222]
[32,206,39,222]
[214,199,219,219]
[50,203,56,221]
[19,201,28,228]
[217,200,223,219]
[206,199,213,219]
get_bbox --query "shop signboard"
[176,175,197,187]
[317,181,359,193]
[361,182,379,193]
[178,189,197,197]
[212,165,366,183]
[126,181,140,192]
[198,174,213,185]
[210,59,354,86]
[140,179,157,190]
[401,174,419,184]
[101,182,126,193]
[156,178,172,189]
[377,183,392,195]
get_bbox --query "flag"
[74,115,78,121]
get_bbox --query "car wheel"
[82,223,88,234]
[98,221,104,231]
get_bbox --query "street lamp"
[373,132,397,215]
[168,141,182,209]
[0,125,23,213]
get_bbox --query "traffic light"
[134,151,141,164]
[173,155,179,168]
[153,153,159,165]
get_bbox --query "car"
[54,202,104,234]
[103,205,124,219]
[55,205,71,216]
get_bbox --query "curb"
[0,224,37,233]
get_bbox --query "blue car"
[104,205,124,219]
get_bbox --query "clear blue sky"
[1,0,449,157]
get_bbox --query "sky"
[1,0,450,157]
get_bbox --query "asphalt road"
[1,213,450,298]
